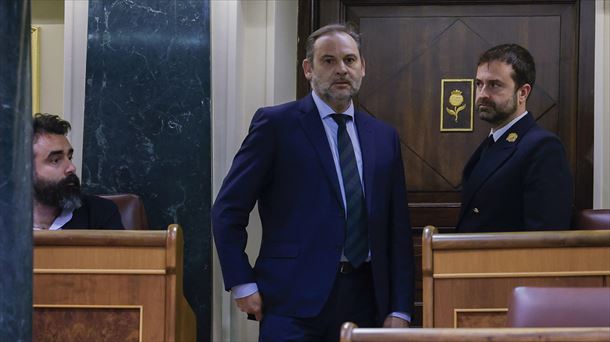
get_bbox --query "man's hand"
[235,291,264,321]
[383,315,410,328]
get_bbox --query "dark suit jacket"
[62,194,124,229]
[212,94,414,320]
[456,113,573,232]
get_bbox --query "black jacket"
[62,194,124,229]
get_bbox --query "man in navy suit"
[456,44,573,233]
[212,24,414,341]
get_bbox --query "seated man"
[32,113,124,230]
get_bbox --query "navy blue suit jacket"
[456,113,573,232]
[212,94,414,319]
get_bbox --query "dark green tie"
[331,114,368,268]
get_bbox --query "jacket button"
[473,208,480,214]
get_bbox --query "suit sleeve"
[212,108,275,290]
[523,136,574,229]
[389,131,415,315]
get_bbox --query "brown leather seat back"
[99,194,149,230]
[507,287,610,327]
[573,209,610,230]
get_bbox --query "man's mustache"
[476,99,496,111]
[61,173,81,189]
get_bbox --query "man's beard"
[34,173,82,211]
[476,91,518,126]
[312,76,361,104]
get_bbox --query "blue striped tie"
[332,114,368,268]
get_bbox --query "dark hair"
[478,44,536,92]
[33,113,71,142]
[305,23,362,63]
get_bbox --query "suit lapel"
[355,111,376,216]
[461,113,536,212]
[297,95,344,209]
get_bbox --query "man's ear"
[302,58,313,81]
[519,83,532,102]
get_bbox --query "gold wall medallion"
[440,79,474,132]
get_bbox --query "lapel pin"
[506,132,518,142]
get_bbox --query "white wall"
[62,0,89,179]
[594,0,610,208]
[211,1,298,341]
[31,0,64,117]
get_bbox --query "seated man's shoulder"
[81,194,123,227]
[82,194,119,210]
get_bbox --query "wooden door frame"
[297,0,594,210]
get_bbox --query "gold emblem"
[506,132,518,142]
[446,90,466,122]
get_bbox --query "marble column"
[83,1,211,340]
[0,0,33,341]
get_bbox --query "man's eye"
[345,57,355,64]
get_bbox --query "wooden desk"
[33,225,196,341]
[340,322,610,342]
[422,227,610,328]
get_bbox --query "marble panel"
[0,1,33,341]
[84,1,211,340]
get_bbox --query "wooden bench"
[33,225,196,341]
[422,227,610,328]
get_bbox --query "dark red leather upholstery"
[573,209,610,230]
[99,194,149,230]
[507,287,610,327]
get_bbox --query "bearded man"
[212,24,414,341]
[456,44,573,233]
[32,113,123,230]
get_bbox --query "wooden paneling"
[34,246,166,272]
[34,274,166,340]
[433,247,610,276]
[32,226,196,341]
[454,309,507,328]
[33,306,141,342]
[433,277,604,328]
[423,227,610,328]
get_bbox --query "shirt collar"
[49,207,75,230]
[311,91,355,120]
[490,110,528,142]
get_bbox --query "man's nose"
[336,61,348,74]
[66,160,76,175]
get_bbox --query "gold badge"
[506,132,518,142]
